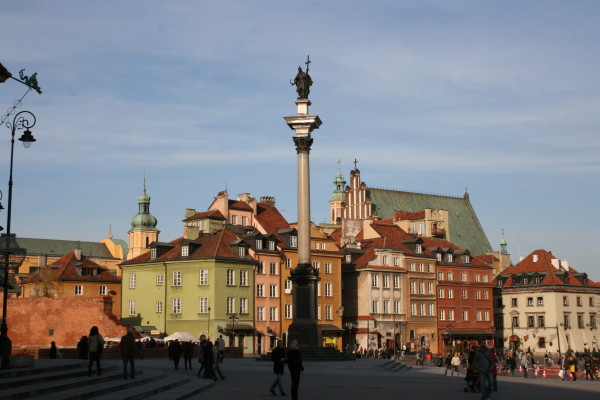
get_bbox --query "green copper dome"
[131,178,158,231]
[330,165,346,201]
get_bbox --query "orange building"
[20,249,122,318]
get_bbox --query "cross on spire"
[353,158,358,169]
[305,55,311,74]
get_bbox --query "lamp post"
[344,322,357,351]
[228,313,239,347]
[1,110,36,369]
[207,306,211,337]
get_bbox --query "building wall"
[2,297,126,351]
[253,251,282,355]
[404,256,438,352]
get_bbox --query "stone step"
[0,365,119,390]
[0,361,88,380]
[88,374,197,400]
[24,370,166,400]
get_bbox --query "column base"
[288,322,322,350]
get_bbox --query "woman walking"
[87,326,105,376]
[287,340,304,400]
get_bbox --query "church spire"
[127,177,159,260]
[500,229,508,255]
[329,161,346,224]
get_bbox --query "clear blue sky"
[2,1,599,280]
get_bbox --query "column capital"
[293,136,313,154]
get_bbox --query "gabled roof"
[394,210,425,221]
[255,202,289,233]
[368,189,491,254]
[22,251,121,284]
[496,249,596,288]
[229,200,254,212]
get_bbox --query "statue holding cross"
[291,55,313,99]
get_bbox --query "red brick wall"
[2,297,127,351]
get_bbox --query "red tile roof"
[184,209,226,221]
[22,251,121,283]
[394,210,425,221]
[255,202,289,233]
[229,200,254,211]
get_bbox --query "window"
[173,270,182,286]
[199,270,208,285]
[156,301,163,313]
[410,302,417,316]
[577,297,583,307]
[477,311,482,321]
[371,274,379,287]
[257,307,264,321]
[440,310,446,320]
[419,281,425,294]
[578,314,584,328]
[418,263,424,272]
[438,272,444,280]
[383,300,389,314]
[523,277,529,285]
[483,290,489,300]
[590,297,595,307]
[475,290,481,300]
[428,282,434,295]
[325,305,333,320]
[270,284,277,297]
[270,307,277,321]
[446,272,453,281]
[465,255,471,264]
[446,254,453,262]
[447,289,453,299]
[528,316,535,327]
[345,254,352,263]
[393,275,400,288]
[317,282,321,296]
[538,337,546,348]
[438,288,444,298]
[383,275,390,288]
[199,298,209,313]
[410,262,416,272]
[156,274,163,286]
[257,262,264,274]
[99,286,107,296]
[462,310,469,321]
[256,239,263,249]
[227,297,235,314]
[427,264,433,273]
[372,300,379,314]
[512,316,519,327]
[151,248,157,259]
[240,270,248,286]
[242,216,247,226]
[448,310,454,320]
[590,314,597,329]
[416,244,422,253]
[286,258,292,269]
[321,243,326,250]
[394,301,400,314]
[428,303,435,316]
[511,298,518,307]
[419,303,425,316]
[436,253,442,262]
[231,215,237,225]
[290,235,297,247]
[484,311,489,321]
[270,262,277,275]
[269,241,275,251]
[313,262,320,272]
[239,246,246,257]
[257,284,264,297]
[240,298,248,314]
[527,297,534,306]
[129,273,136,289]
[410,281,416,294]
[382,255,389,265]
[285,279,292,291]
[461,289,468,299]
[482,274,488,283]
[325,283,332,297]
[538,315,545,327]
[75,285,83,295]
[563,296,569,306]
[563,314,570,328]
[393,257,399,266]
[285,304,292,319]
[325,263,332,274]
[129,300,135,315]
[461,273,467,282]
[181,245,189,257]
[226,270,235,286]
[172,298,181,314]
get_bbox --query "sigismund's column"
[284,58,322,349]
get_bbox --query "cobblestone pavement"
[156,357,600,400]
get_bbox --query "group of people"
[270,340,304,400]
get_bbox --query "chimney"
[260,196,276,207]
[38,255,47,267]
[532,254,538,263]
[74,248,82,260]
[185,208,197,219]
[562,259,569,270]
[551,259,560,269]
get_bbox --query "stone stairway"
[380,360,412,372]
[0,360,214,400]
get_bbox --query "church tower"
[127,178,159,260]
[329,162,346,224]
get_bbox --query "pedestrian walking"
[119,327,136,379]
[561,355,571,381]
[77,336,88,359]
[212,340,226,380]
[520,352,529,378]
[87,326,105,376]
[201,339,217,381]
[451,352,461,375]
[49,341,59,359]
[168,339,182,369]
[584,356,595,380]
[444,354,452,376]
[183,341,194,370]
[287,340,304,400]
[472,344,494,400]
[569,356,578,381]
[217,335,225,362]
[270,340,286,395]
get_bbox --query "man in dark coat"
[270,340,286,395]
[119,327,136,379]
[287,340,304,400]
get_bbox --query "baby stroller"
[464,368,480,393]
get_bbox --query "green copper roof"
[330,168,346,202]
[368,188,492,255]
[14,238,117,259]
[131,178,158,231]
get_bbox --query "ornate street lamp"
[1,110,37,369]
[228,313,239,347]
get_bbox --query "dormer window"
[415,244,422,254]
[239,246,246,257]
[268,241,275,251]
[290,235,297,248]
[345,254,352,263]
[436,253,442,262]
[446,254,453,263]
[382,255,388,265]
[181,245,189,257]
[151,248,157,259]
[231,215,238,225]
[256,240,263,250]
[497,279,504,287]
[523,277,529,285]
[464,255,470,264]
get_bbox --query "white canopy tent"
[163,332,200,343]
